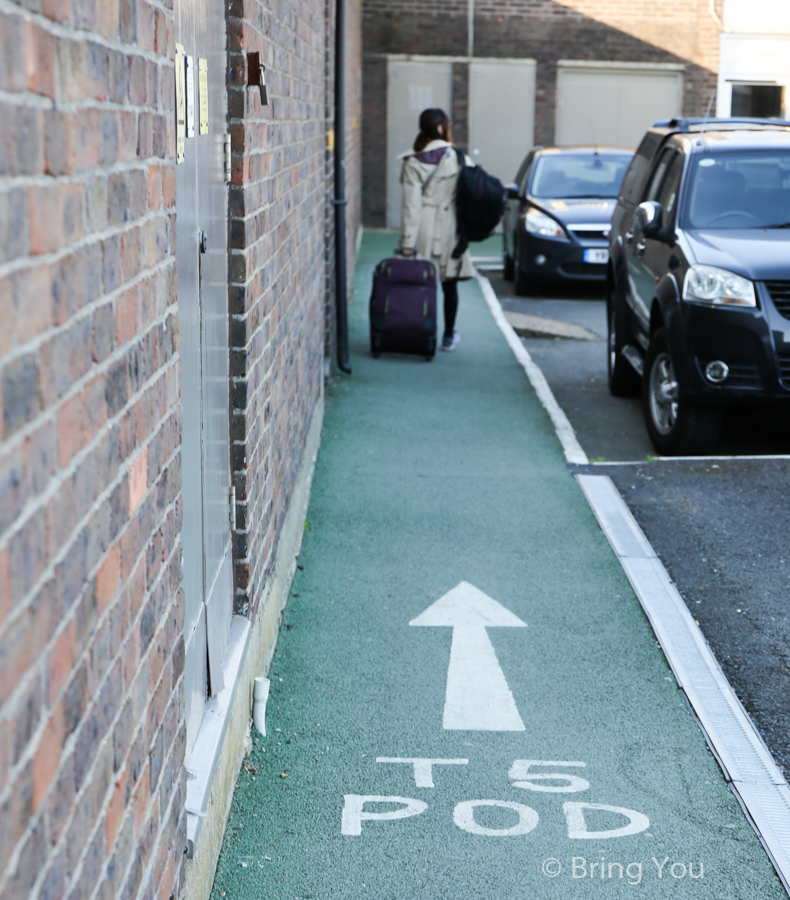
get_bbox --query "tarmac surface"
[209,233,786,899]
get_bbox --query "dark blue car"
[502,146,634,294]
[608,118,790,455]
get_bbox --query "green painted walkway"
[210,232,784,899]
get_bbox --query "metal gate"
[174,0,233,757]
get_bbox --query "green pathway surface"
[210,232,784,898]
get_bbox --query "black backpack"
[452,148,506,259]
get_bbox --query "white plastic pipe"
[252,676,270,735]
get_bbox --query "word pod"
[341,758,649,838]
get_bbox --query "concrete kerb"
[184,384,324,900]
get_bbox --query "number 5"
[509,760,590,793]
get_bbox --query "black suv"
[608,118,790,454]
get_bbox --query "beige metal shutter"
[468,59,536,185]
[386,59,453,229]
[555,63,684,149]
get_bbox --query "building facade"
[0,3,361,900]
[363,0,723,227]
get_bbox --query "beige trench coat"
[399,140,474,282]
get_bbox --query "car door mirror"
[637,201,662,238]
[505,183,519,200]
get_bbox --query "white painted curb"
[474,271,588,465]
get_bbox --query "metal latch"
[247,52,268,105]
[224,134,231,183]
[198,230,207,254]
[229,485,236,531]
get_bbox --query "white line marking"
[563,801,650,840]
[376,757,468,788]
[341,796,427,836]
[453,800,539,836]
[577,474,790,894]
[590,455,790,465]
[410,581,526,731]
[475,270,588,465]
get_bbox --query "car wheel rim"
[648,351,679,436]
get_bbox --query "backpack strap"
[420,147,452,195]
[452,147,469,260]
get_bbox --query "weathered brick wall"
[227,0,331,616]
[0,0,186,899]
[362,0,720,225]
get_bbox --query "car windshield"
[685,151,790,229]
[530,153,632,199]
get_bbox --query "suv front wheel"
[642,328,721,455]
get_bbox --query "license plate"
[583,248,609,264]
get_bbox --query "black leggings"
[442,280,458,338]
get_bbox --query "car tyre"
[514,243,531,296]
[607,283,641,397]
[642,328,721,455]
[503,244,515,281]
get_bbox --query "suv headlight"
[524,209,567,240]
[683,265,756,308]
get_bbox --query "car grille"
[765,281,790,320]
[777,352,790,388]
[561,263,607,276]
[698,358,764,390]
[568,228,610,241]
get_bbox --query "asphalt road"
[489,270,790,778]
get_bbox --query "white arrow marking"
[409,582,526,731]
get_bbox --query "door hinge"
[229,485,236,531]
[224,133,231,183]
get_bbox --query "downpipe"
[334,0,352,374]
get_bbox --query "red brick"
[28,185,64,255]
[47,622,76,706]
[25,21,57,98]
[56,392,85,467]
[162,167,175,209]
[95,546,120,615]
[106,771,128,851]
[0,548,10,629]
[115,284,138,346]
[128,447,148,515]
[33,701,64,811]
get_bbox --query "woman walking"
[399,108,473,351]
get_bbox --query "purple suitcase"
[369,257,437,360]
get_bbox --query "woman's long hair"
[414,108,451,152]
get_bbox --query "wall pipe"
[334,0,352,374]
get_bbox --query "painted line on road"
[589,455,790,465]
[577,474,790,896]
[475,270,588,465]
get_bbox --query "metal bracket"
[247,52,268,105]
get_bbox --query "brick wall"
[0,1,186,900]
[227,0,345,619]
[362,0,721,225]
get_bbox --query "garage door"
[386,60,452,229]
[468,59,536,186]
[555,63,683,149]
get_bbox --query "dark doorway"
[730,83,784,118]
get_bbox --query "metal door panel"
[386,60,452,229]
[175,0,232,753]
[184,603,208,753]
[468,60,535,185]
[556,67,683,148]
[196,0,232,691]
[175,0,205,757]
